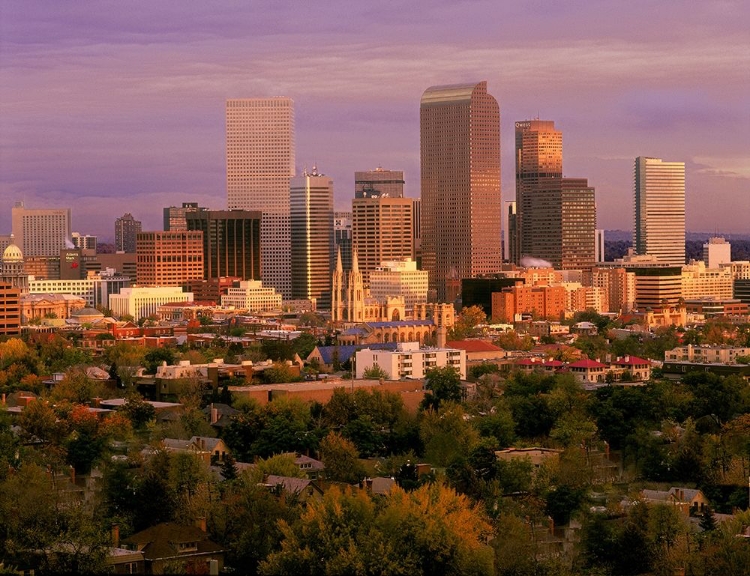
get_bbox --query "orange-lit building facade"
[0,282,21,335]
[491,283,567,323]
[420,81,501,302]
[136,231,204,287]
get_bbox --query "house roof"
[568,358,607,369]
[445,340,502,353]
[190,436,222,452]
[612,355,651,366]
[310,343,398,365]
[122,522,223,561]
[265,475,315,494]
[295,454,325,471]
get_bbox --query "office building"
[71,233,97,253]
[703,237,731,269]
[520,177,596,270]
[420,81,502,302]
[28,273,131,309]
[226,97,295,297]
[221,280,282,312]
[163,202,208,231]
[11,202,72,258]
[0,282,21,335]
[290,168,334,308]
[369,259,428,307]
[115,213,142,253]
[412,198,421,267]
[110,286,193,321]
[515,120,563,263]
[186,210,261,281]
[633,267,683,309]
[352,195,414,285]
[491,284,568,323]
[355,168,405,198]
[584,267,636,313]
[334,211,353,272]
[504,201,519,263]
[634,157,686,266]
[595,230,605,263]
[681,261,733,300]
[136,231,204,287]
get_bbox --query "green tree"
[318,431,366,484]
[420,402,479,467]
[362,363,388,380]
[420,366,462,411]
[448,305,487,340]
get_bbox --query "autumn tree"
[449,305,487,340]
[318,431,366,484]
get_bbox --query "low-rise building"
[109,286,193,321]
[665,344,750,364]
[355,341,466,380]
[221,279,282,312]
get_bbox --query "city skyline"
[1,1,748,238]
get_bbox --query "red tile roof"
[446,340,503,353]
[568,358,607,369]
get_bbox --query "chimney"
[111,524,120,548]
[195,517,207,532]
[1,393,5,405]
[210,404,218,424]
[70,465,75,485]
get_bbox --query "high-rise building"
[355,168,405,198]
[352,195,414,285]
[504,201,518,263]
[420,81,502,301]
[634,157,686,266]
[290,168,334,308]
[226,97,295,297]
[0,282,21,336]
[514,120,563,263]
[703,237,731,269]
[115,213,142,253]
[135,231,204,287]
[369,259,428,308]
[334,212,353,272]
[11,202,72,257]
[71,233,97,253]
[521,178,597,270]
[163,203,208,231]
[186,210,261,281]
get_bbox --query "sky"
[1,0,748,241]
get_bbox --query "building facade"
[110,286,194,321]
[634,157,686,266]
[115,213,142,253]
[136,231,204,287]
[221,280,282,312]
[163,202,208,231]
[420,81,502,301]
[333,211,353,273]
[369,259,428,308]
[352,196,414,285]
[0,282,21,335]
[355,341,466,380]
[290,169,334,308]
[226,97,295,297]
[27,273,130,309]
[355,168,405,199]
[186,210,261,281]
[703,237,731,269]
[515,120,563,264]
[11,202,72,258]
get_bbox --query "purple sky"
[1,0,748,241]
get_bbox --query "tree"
[448,305,486,340]
[253,453,306,480]
[121,393,156,429]
[262,362,298,384]
[362,363,388,380]
[318,431,366,484]
[420,402,479,467]
[420,366,462,411]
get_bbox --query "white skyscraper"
[634,157,685,267]
[226,98,295,297]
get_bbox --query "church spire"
[335,246,343,274]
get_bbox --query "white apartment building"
[369,259,428,307]
[664,344,750,364]
[226,97,295,298]
[110,286,193,321]
[221,280,282,312]
[355,341,466,380]
[681,261,733,300]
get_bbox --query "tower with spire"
[331,247,365,323]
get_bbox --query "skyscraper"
[186,209,261,281]
[135,231,204,287]
[355,168,405,198]
[290,168,334,308]
[352,168,413,285]
[514,120,563,263]
[521,178,596,269]
[115,213,142,253]
[163,202,207,231]
[420,81,501,302]
[634,157,686,266]
[226,97,295,297]
[11,202,72,257]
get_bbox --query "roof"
[421,81,483,105]
[311,343,398,365]
[265,475,316,495]
[445,340,502,353]
[612,356,651,366]
[568,358,607,369]
[190,436,222,452]
[295,454,325,471]
[122,522,223,561]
